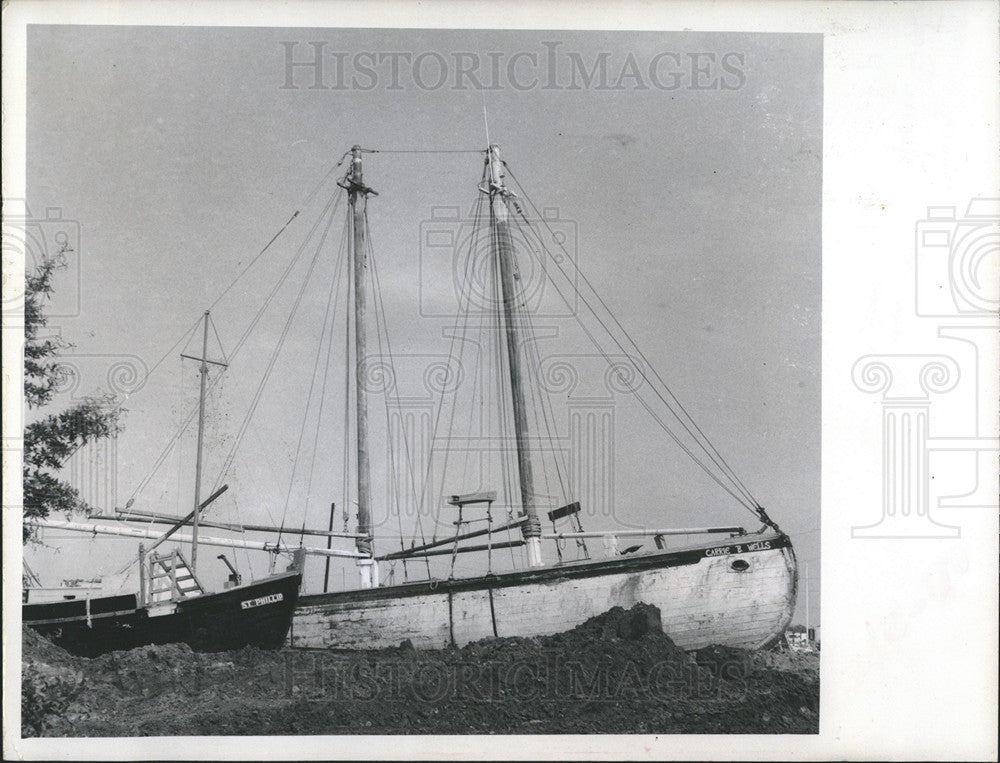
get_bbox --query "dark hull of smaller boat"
[23,572,301,658]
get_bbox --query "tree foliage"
[23,255,124,540]
[24,255,66,408]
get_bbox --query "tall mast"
[346,145,377,586]
[488,144,543,567]
[189,310,211,574]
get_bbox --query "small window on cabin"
[730,559,750,572]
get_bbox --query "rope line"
[302,219,351,544]
[420,161,491,542]
[365,209,432,578]
[297,212,350,543]
[276,199,342,541]
[504,163,761,514]
[213,191,345,495]
[369,149,486,155]
[125,192,344,506]
[364,216,409,569]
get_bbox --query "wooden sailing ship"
[26,142,797,655]
[290,145,797,652]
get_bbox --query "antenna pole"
[487,144,543,567]
[190,310,211,575]
[346,146,377,587]
[481,88,491,147]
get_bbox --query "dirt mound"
[21,628,85,736]
[21,604,818,736]
[693,644,754,680]
[560,602,666,641]
[22,626,79,669]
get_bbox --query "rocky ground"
[22,604,818,736]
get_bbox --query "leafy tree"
[23,254,124,540]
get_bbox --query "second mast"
[343,145,378,586]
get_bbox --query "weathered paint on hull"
[292,533,796,651]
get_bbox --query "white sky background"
[22,27,823,607]
[3,2,997,761]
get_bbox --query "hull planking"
[293,533,796,652]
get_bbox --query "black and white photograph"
[2,2,996,760]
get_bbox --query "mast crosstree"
[179,310,228,575]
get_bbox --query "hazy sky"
[25,26,821,621]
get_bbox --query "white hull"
[291,532,797,651]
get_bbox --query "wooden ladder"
[147,549,205,603]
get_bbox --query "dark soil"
[22,603,818,736]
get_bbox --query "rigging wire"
[420,160,492,542]
[299,217,350,543]
[487,204,523,569]
[368,149,487,155]
[125,191,345,507]
[342,209,354,536]
[502,206,594,558]
[209,315,229,365]
[457,205,492,505]
[436,180,494,540]
[121,153,348,503]
[365,208,433,579]
[213,190,344,491]
[363,215,410,572]
[108,145,778,582]
[487,200,546,512]
[207,151,350,311]
[290,209,349,544]
[517,169,760,510]
[64,317,202,487]
[505,217,573,507]
[274,196,342,544]
[507,210,754,509]
[129,317,203,399]
[502,163,762,514]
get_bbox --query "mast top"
[179,310,228,369]
[338,146,378,197]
